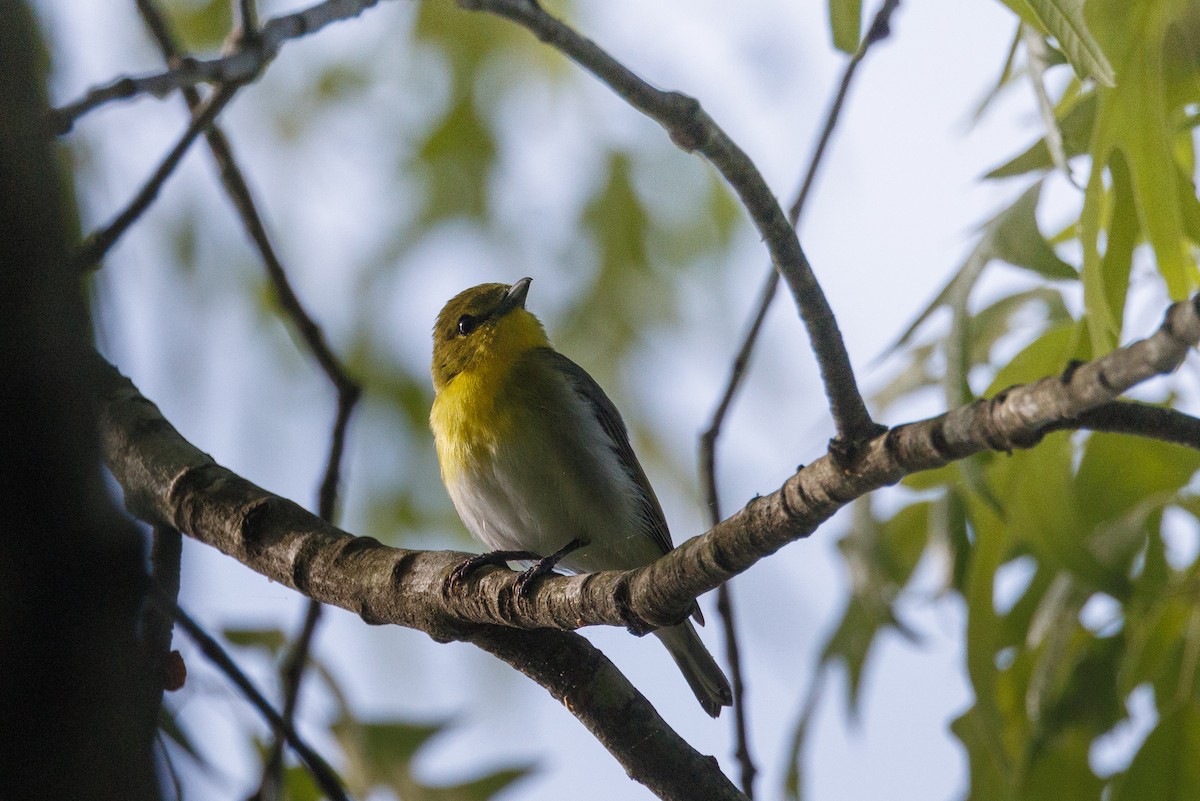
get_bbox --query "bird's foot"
[512,537,586,598]
[447,549,539,591]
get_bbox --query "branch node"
[1060,359,1085,384]
[664,92,708,151]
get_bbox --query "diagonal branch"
[131,2,362,797]
[75,83,237,270]
[698,4,901,794]
[161,593,351,801]
[459,0,882,448]
[49,0,385,134]
[95,294,1200,653]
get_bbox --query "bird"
[429,277,732,716]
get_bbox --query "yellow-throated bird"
[430,277,732,716]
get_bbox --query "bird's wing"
[539,348,675,557]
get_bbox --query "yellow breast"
[430,309,547,483]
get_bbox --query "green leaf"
[1113,699,1200,801]
[952,703,1013,800]
[1076,434,1200,531]
[335,717,535,800]
[282,763,322,801]
[829,0,862,53]
[885,181,1074,357]
[986,182,1078,280]
[1081,0,1200,352]
[985,323,1085,397]
[1023,727,1105,801]
[968,288,1071,367]
[985,92,1097,178]
[417,97,497,224]
[172,0,231,52]
[1022,0,1116,86]
[818,596,882,714]
[223,627,288,654]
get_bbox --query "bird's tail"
[654,621,732,717]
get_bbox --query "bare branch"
[95,294,1200,647]
[130,3,362,796]
[113,415,747,800]
[49,0,384,134]
[459,0,882,447]
[74,84,236,269]
[1045,400,1200,448]
[701,6,901,791]
[160,593,352,801]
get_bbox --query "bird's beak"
[497,277,532,315]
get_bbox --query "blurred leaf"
[994,0,1051,33]
[223,626,288,655]
[952,702,1012,800]
[1113,698,1200,801]
[972,24,1023,121]
[1022,727,1105,800]
[985,322,1085,397]
[886,181,1073,357]
[159,704,206,766]
[1022,25,1076,183]
[986,92,1097,178]
[961,492,1012,759]
[986,182,1078,280]
[1081,0,1200,353]
[818,595,882,715]
[283,763,322,801]
[968,288,1071,367]
[335,717,534,801]
[1076,434,1200,532]
[829,0,862,53]
[1097,152,1138,324]
[169,0,230,52]
[422,768,533,801]
[313,63,371,102]
[417,97,497,223]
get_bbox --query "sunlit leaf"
[1020,0,1116,85]
[1081,0,1200,353]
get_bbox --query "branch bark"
[460,0,882,447]
[96,293,1200,644]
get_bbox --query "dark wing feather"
[539,348,675,557]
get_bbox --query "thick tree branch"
[49,0,383,134]
[460,0,881,447]
[95,294,1200,643]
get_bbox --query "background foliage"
[41,0,1200,798]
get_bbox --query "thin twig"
[144,524,184,694]
[699,2,902,794]
[462,0,882,449]
[74,83,237,270]
[161,593,352,801]
[50,0,385,134]
[131,2,361,796]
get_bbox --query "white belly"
[441,388,665,574]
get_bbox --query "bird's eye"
[456,314,478,336]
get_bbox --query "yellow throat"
[429,278,549,479]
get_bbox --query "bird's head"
[431,277,548,391]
